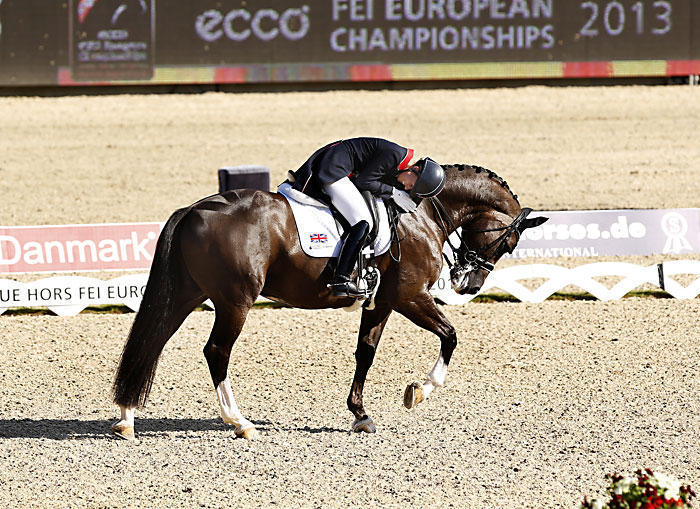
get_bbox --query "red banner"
[0,223,163,274]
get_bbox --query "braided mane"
[443,164,519,204]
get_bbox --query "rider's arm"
[353,171,394,198]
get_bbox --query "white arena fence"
[1,260,699,316]
[431,260,700,306]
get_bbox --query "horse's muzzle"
[449,265,472,294]
[450,265,486,295]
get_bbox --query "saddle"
[286,170,385,245]
[283,171,399,303]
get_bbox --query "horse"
[111,164,546,440]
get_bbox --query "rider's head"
[399,157,446,198]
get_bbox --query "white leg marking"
[422,352,448,399]
[216,378,255,433]
[119,406,135,427]
[112,405,136,440]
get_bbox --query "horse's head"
[449,207,547,294]
[432,165,547,295]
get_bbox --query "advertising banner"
[1,208,697,275]
[3,260,700,315]
[161,0,695,65]
[0,210,699,313]
[0,223,162,274]
[68,0,155,81]
[500,208,700,259]
[1,0,699,86]
[0,274,148,316]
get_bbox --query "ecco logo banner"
[195,6,311,42]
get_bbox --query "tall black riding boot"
[329,220,370,298]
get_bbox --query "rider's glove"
[391,187,418,213]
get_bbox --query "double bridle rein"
[429,197,532,279]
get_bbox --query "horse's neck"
[433,179,513,232]
[430,198,481,234]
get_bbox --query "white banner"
[501,208,700,259]
[0,274,149,316]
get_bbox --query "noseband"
[429,198,532,281]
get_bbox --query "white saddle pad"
[277,182,391,258]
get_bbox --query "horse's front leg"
[348,305,392,433]
[395,292,457,409]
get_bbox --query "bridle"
[429,197,532,281]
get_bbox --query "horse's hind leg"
[112,285,205,440]
[203,303,258,440]
[348,304,392,433]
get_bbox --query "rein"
[387,201,406,262]
[429,197,532,275]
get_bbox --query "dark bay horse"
[112,164,546,440]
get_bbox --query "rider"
[292,137,446,298]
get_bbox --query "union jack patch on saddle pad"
[309,233,328,244]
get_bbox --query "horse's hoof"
[111,422,136,441]
[403,382,425,409]
[351,417,376,433]
[236,427,259,440]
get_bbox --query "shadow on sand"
[0,418,348,440]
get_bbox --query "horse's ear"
[519,216,548,231]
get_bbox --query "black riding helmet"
[410,157,446,198]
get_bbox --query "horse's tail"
[112,206,193,409]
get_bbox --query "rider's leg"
[331,220,370,296]
[325,177,374,297]
[325,177,374,230]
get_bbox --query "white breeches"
[324,177,374,229]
